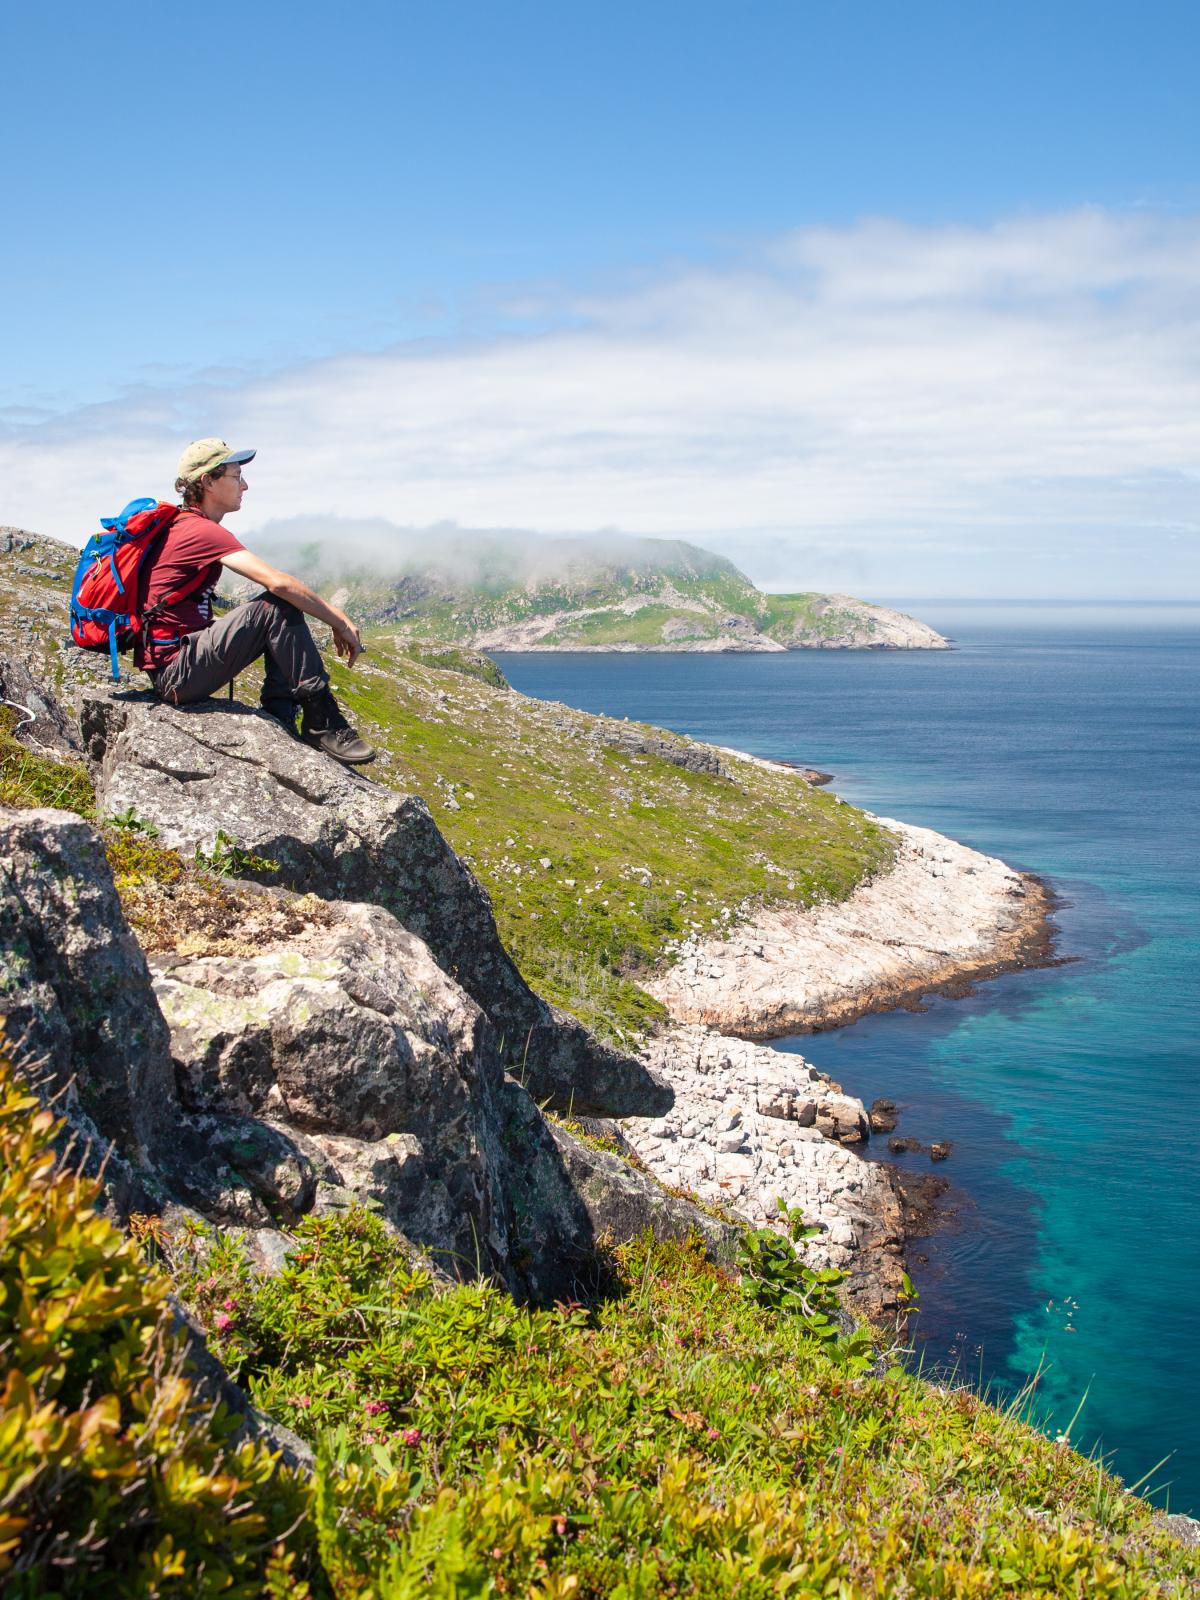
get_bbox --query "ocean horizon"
[495,608,1200,1514]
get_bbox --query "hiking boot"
[261,696,299,738]
[299,687,376,765]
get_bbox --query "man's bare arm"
[221,549,363,667]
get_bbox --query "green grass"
[0,708,95,815]
[542,605,719,647]
[170,1210,1200,1598]
[330,645,894,1043]
[760,593,883,642]
[394,642,510,688]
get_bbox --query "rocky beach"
[641,812,1053,1039]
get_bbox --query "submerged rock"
[869,1098,900,1133]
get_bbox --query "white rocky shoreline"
[621,788,1056,1317]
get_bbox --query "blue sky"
[2,0,1198,598]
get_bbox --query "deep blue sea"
[494,604,1200,1515]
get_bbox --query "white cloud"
[4,209,1199,596]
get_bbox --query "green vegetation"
[395,641,510,689]
[540,605,718,648]
[0,1050,313,1596]
[760,593,883,644]
[329,647,894,1043]
[160,1200,1196,1597]
[5,1047,1196,1595]
[0,707,95,815]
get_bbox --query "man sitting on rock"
[137,438,375,765]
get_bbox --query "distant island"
[266,531,950,652]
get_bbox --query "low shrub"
[173,1212,1200,1597]
[0,1046,316,1598]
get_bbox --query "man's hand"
[332,616,363,667]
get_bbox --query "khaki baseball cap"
[175,438,257,485]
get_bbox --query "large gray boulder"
[1,804,721,1306]
[0,805,328,1228]
[151,899,514,1283]
[81,691,670,1120]
[0,805,175,1162]
[0,649,79,756]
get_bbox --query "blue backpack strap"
[108,620,120,680]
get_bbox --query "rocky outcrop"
[80,689,670,1120]
[643,818,1054,1038]
[0,649,79,756]
[766,595,949,651]
[0,805,332,1235]
[630,1026,905,1317]
[0,803,719,1310]
[0,805,177,1165]
[151,898,514,1283]
[546,1117,741,1268]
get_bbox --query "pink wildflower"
[213,1312,233,1333]
[222,1296,238,1312]
[706,1426,721,1440]
[402,1428,423,1447]
[748,1383,761,1393]
[294,1395,312,1410]
[364,1400,388,1416]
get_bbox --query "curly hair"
[176,465,230,509]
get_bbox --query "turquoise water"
[494,609,1200,1513]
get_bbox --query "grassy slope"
[330,641,893,1042]
[540,604,720,647]
[760,592,883,643]
[178,1210,1200,1598]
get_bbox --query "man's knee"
[251,594,305,626]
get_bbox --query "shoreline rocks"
[641,816,1056,1040]
[624,799,1060,1307]
[627,1025,906,1318]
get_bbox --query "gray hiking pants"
[150,595,328,709]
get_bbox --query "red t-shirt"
[136,511,245,668]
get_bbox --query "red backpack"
[69,498,207,679]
